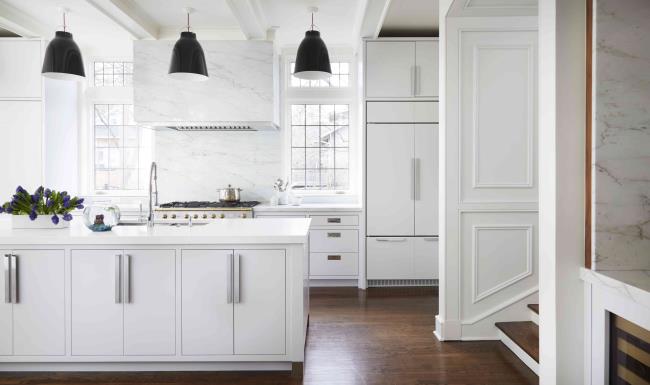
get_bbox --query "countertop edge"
[580,267,650,310]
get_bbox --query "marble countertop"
[254,203,362,212]
[0,217,311,245]
[581,268,650,309]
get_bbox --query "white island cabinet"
[0,218,310,374]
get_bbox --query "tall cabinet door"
[71,249,124,355]
[367,124,415,236]
[0,251,12,355]
[416,41,439,98]
[414,124,439,235]
[123,249,176,356]
[234,250,285,355]
[181,249,234,355]
[366,41,415,98]
[12,250,65,356]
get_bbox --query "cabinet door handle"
[115,254,122,304]
[415,65,421,96]
[327,232,341,238]
[10,255,17,304]
[411,158,416,200]
[410,65,416,96]
[233,254,241,304]
[124,254,131,304]
[415,158,421,201]
[327,255,342,261]
[327,217,341,224]
[4,254,10,304]
[376,238,407,242]
[227,254,233,304]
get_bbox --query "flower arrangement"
[0,186,84,225]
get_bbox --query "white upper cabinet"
[365,39,438,99]
[366,41,415,98]
[415,41,439,98]
[0,40,41,99]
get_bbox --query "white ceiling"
[380,0,439,37]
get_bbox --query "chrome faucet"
[147,162,158,227]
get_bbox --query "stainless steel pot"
[217,185,242,202]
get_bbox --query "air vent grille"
[170,125,256,131]
[367,279,439,287]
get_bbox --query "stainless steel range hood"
[134,40,279,131]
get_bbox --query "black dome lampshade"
[169,8,208,81]
[293,7,332,81]
[41,10,85,81]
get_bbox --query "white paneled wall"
[438,17,539,340]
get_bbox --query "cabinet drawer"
[310,253,358,276]
[309,230,359,252]
[367,237,414,279]
[367,101,438,123]
[309,215,359,227]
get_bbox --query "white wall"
[538,0,585,383]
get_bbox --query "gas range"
[154,201,259,222]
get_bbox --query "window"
[290,104,349,190]
[94,61,133,87]
[93,104,151,191]
[290,61,350,88]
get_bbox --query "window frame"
[282,52,359,196]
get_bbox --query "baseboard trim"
[0,362,292,372]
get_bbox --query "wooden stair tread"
[527,304,539,314]
[496,321,539,363]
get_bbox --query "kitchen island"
[0,217,310,374]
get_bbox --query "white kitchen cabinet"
[234,249,285,355]
[366,123,415,236]
[413,237,439,279]
[124,249,176,356]
[0,40,42,99]
[71,250,124,355]
[0,101,43,196]
[71,248,176,356]
[0,251,12,355]
[366,41,415,98]
[309,230,359,253]
[414,124,439,235]
[367,238,413,279]
[181,249,234,355]
[11,250,65,356]
[416,41,439,98]
[310,253,358,276]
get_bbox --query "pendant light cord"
[311,12,314,31]
[187,12,190,32]
[62,12,67,32]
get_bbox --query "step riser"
[498,330,539,375]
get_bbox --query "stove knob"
[241,213,247,218]
[184,214,189,219]
[211,214,217,219]
[162,214,168,219]
[219,213,225,219]
[171,214,177,219]
[193,214,199,219]
[202,214,207,219]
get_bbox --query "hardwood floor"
[0,287,537,385]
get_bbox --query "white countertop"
[0,217,311,245]
[254,203,362,212]
[581,268,650,310]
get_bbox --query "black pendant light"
[41,9,85,81]
[169,7,208,81]
[293,7,332,81]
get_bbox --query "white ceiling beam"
[225,0,267,40]
[85,0,158,39]
[357,0,392,39]
[0,1,49,37]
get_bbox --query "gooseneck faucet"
[147,162,158,227]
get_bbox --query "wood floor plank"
[0,287,537,384]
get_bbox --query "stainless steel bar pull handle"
[415,158,421,201]
[124,254,131,304]
[411,65,416,96]
[327,217,341,223]
[9,255,17,304]
[226,254,233,304]
[4,254,10,304]
[115,254,122,304]
[411,158,416,200]
[327,232,341,238]
[233,254,241,304]
[376,238,408,242]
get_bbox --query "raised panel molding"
[471,225,533,303]
[472,44,534,189]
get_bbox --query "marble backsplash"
[593,0,650,270]
[154,129,282,203]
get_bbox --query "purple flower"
[63,200,71,209]
[76,204,84,210]
[31,194,39,203]
[15,186,25,194]
[46,199,54,208]
[44,188,52,198]
[6,208,13,214]
[77,198,85,204]
[51,215,59,225]
[35,186,44,196]
[61,191,68,197]
[63,213,73,221]
[0,206,4,213]
[29,211,37,221]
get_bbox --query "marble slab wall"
[154,130,282,202]
[593,0,650,270]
